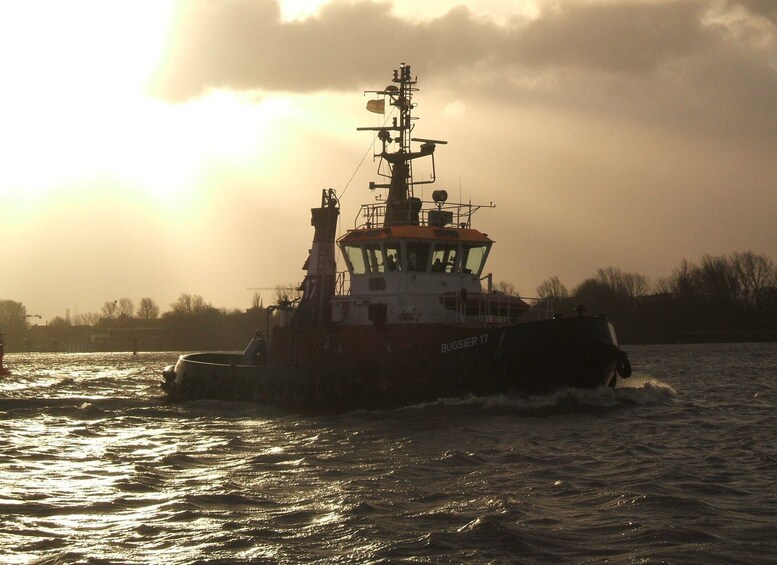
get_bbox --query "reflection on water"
[1,345,776,563]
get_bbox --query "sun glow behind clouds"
[277,0,539,23]
[103,93,296,207]
[0,1,174,92]
[0,0,307,225]
[278,0,330,21]
[0,1,176,194]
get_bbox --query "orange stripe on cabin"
[338,225,493,244]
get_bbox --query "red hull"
[162,316,630,414]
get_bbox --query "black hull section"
[161,317,629,414]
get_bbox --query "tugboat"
[161,63,631,413]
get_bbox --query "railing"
[525,297,556,320]
[330,291,555,327]
[355,199,495,229]
[335,270,350,296]
[437,293,555,325]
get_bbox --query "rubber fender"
[616,352,632,379]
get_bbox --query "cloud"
[734,0,777,25]
[149,0,777,140]
[150,0,408,99]
[508,1,715,72]
[152,1,770,90]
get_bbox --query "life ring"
[616,352,632,379]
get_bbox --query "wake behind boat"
[161,63,631,413]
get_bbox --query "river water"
[1,343,776,564]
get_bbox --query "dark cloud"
[150,0,412,99]
[149,0,777,139]
[734,0,777,25]
[151,0,765,96]
[509,1,714,72]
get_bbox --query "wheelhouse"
[338,225,492,278]
[331,225,507,326]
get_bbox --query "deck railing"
[355,199,494,229]
[435,293,555,325]
[335,270,350,296]
[331,270,553,325]
[328,291,555,327]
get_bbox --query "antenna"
[411,137,448,145]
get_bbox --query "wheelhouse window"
[342,244,367,275]
[462,243,490,275]
[385,243,401,272]
[406,242,430,272]
[365,243,384,273]
[431,243,459,273]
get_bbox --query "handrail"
[335,270,350,295]
[355,199,495,230]
[329,292,555,326]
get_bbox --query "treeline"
[3,252,777,350]
[0,291,281,352]
[533,251,777,343]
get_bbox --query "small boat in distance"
[162,63,631,413]
[0,332,11,376]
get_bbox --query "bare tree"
[595,267,649,300]
[536,276,569,300]
[698,255,739,303]
[0,300,28,340]
[661,258,700,297]
[191,294,209,313]
[74,312,101,326]
[118,297,135,318]
[137,297,160,320]
[101,300,119,320]
[623,272,650,300]
[654,276,672,295]
[663,252,776,307]
[731,251,777,306]
[171,293,211,315]
[0,300,26,325]
[494,281,517,295]
[48,316,72,343]
[171,293,192,315]
[250,291,263,309]
[274,284,300,304]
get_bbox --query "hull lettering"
[441,333,488,354]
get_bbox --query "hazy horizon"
[3,0,777,323]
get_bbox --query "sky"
[2,0,776,323]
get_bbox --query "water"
[1,344,776,564]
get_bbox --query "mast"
[358,64,446,227]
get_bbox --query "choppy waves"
[372,373,678,419]
[2,346,777,563]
